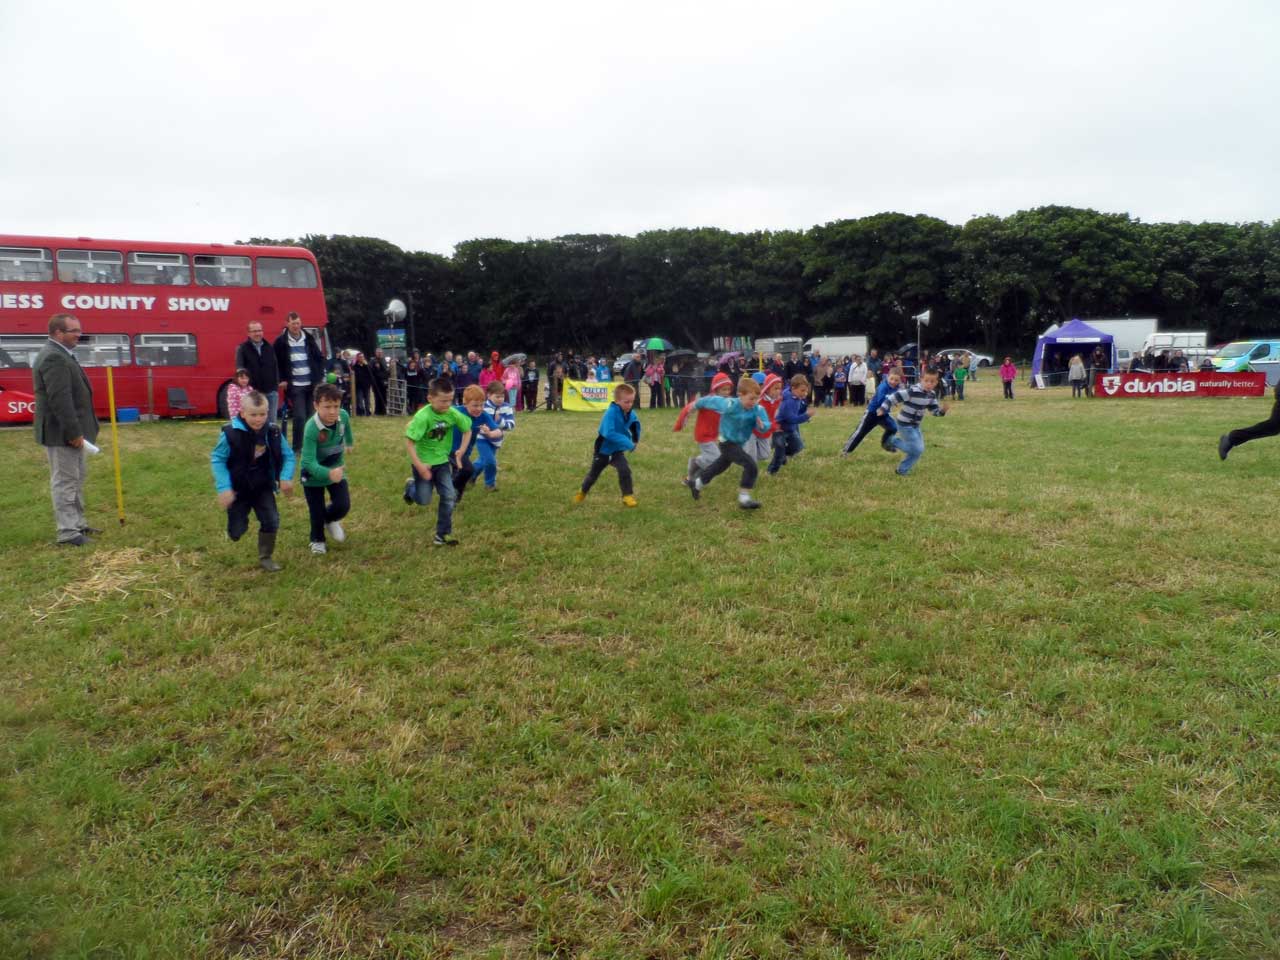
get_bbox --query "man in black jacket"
[371,348,390,414]
[621,352,644,399]
[273,311,326,453]
[234,321,280,423]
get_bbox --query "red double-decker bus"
[0,234,328,423]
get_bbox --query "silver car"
[934,348,993,367]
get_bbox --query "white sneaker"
[325,521,346,543]
[310,541,327,555]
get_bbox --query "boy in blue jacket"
[452,384,503,504]
[477,380,516,491]
[210,390,296,571]
[768,375,812,475]
[841,366,902,456]
[574,382,641,507]
[688,376,771,509]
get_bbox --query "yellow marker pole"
[105,366,126,525]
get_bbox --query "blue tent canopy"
[1031,319,1115,380]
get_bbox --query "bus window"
[128,252,190,286]
[194,254,252,288]
[0,334,47,368]
[72,334,131,367]
[57,249,124,284]
[0,246,53,282]
[134,333,197,366]
[257,257,317,289]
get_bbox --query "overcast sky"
[3,0,1277,255]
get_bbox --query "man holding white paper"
[32,313,101,547]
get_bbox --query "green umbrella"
[645,337,674,351]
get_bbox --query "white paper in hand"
[82,440,102,456]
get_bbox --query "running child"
[574,382,641,507]
[404,377,473,546]
[750,373,784,467]
[452,384,503,503]
[210,390,295,571]
[768,375,812,475]
[674,371,733,489]
[879,366,949,476]
[841,366,902,456]
[477,380,516,490]
[299,383,354,555]
[688,376,770,510]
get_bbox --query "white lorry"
[803,335,869,359]
[755,335,804,359]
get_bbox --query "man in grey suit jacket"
[32,313,100,546]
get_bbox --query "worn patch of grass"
[1,378,1278,958]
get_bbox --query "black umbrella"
[665,348,696,361]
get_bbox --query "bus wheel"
[216,382,232,419]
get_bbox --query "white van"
[1141,331,1207,354]
[804,335,869,359]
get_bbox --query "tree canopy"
[251,208,1280,357]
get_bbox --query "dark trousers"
[453,458,476,502]
[1227,387,1280,448]
[303,480,350,543]
[843,408,898,454]
[767,430,804,474]
[582,450,633,496]
[227,487,279,539]
[1003,380,1014,399]
[696,441,757,490]
[955,380,965,400]
[523,382,538,411]
[406,461,457,536]
[851,383,866,406]
[287,385,314,452]
[648,383,665,408]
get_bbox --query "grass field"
[2,377,1278,959]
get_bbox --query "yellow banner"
[562,379,617,412]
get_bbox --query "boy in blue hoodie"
[841,366,902,456]
[210,390,296,571]
[768,375,812,475]
[476,380,516,491]
[574,382,641,507]
[688,376,771,509]
[452,384,503,504]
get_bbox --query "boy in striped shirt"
[877,367,949,476]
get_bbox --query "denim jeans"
[406,462,457,536]
[227,487,279,539]
[303,480,350,543]
[476,440,500,487]
[890,424,925,475]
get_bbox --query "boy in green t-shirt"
[300,383,354,555]
[953,354,969,400]
[404,377,473,546]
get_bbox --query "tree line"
[251,205,1280,358]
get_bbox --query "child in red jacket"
[751,373,784,465]
[674,372,733,488]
